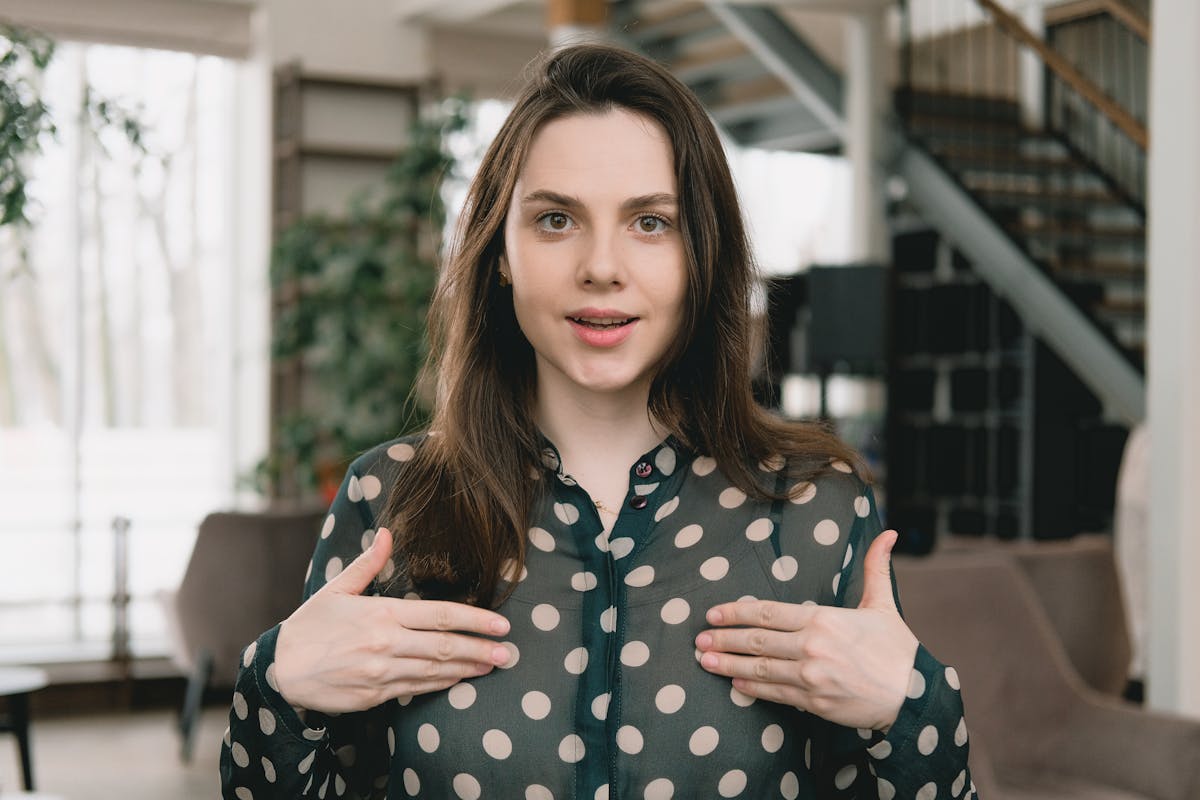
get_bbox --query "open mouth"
[568,316,637,330]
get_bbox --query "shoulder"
[337,432,430,522]
[777,459,878,551]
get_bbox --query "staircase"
[612,0,1149,540]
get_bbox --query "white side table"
[0,667,49,792]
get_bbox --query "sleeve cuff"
[241,623,330,746]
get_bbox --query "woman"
[221,43,974,800]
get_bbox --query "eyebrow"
[519,189,678,212]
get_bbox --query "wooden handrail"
[1045,0,1150,42]
[975,0,1147,149]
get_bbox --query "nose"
[576,229,625,288]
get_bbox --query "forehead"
[514,108,677,197]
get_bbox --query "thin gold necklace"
[594,500,619,518]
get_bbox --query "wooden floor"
[0,707,228,799]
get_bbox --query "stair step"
[1007,219,1145,244]
[623,3,723,49]
[708,78,797,126]
[930,145,1082,174]
[670,38,760,85]
[1046,257,1145,282]
[897,89,1023,122]
[1094,297,1146,318]
[971,185,1125,210]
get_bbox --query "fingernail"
[491,645,510,665]
[696,633,713,649]
[707,608,724,624]
[490,618,510,635]
[701,652,719,669]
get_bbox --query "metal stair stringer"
[895,139,1146,425]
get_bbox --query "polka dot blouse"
[220,435,975,799]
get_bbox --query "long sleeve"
[220,455,399,800]
[816,483,977,799]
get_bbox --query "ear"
[497,253,512,286]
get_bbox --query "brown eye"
[546,213,569,230]
[638,216,666,234]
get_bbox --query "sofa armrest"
[1049,693,1200,800]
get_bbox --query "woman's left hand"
[695,530,919,733]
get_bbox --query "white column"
[1017,1,1045,128]
[1146,0,1200,716]
[844,8,888,264]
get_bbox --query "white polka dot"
[532,604,561,631]
[617,725,644,754]
[501,559,527,583]
[595,785,609,800]
[397,694,413,706]
[242,641,257,668]
[403,768,420,796]
[954,717,968,746]
[235,788,253,800]
[360,528,377,552]
[592,692,610,720]
[745,518,773,542]
[302,727,324,741]
[908,669,927,699]
[498,642,520,668]
[804,739,812,768]
[718,769,747,797]
[346,476,364,502]
[857,727,873,740]
[625,565,655,587]
[952,770,967,797]
[378,557,395,582]
[388,728,396,756]
[789,482,816,504]
[730,685,756,707]
[264,663,279,692]
[655,495,680,521]
[946,666,961,690]
[296,749,314,774]
[689,726,719,756]
[780,771,800,800]
[594,532,610,553]
[835,764,858,790]
[231,741,250,768]
[916,782,937,800]
[761,723,784,752]
[832,572,842,594]
[417,724,440,753]
[453,773,481,800]
[600,606,617,633]
[232,692,248,720]
[674,524,703,548]
[571,571,598,591]
[759,454,786,472]
[644,778,674,800]
[610,537,635,559]
[719,487,746,508]
[526,786,553,800]
[621,641,650,667]
[320,514,335,539]
[918,724,939,755]
[324,557,344,582]
[448,683,476,710]
[700,556,729,580]
[878,778,896,800]
[559,734,585,763]
[869,739,892,759]
[554,502,580,525]
[655,684,685,713]
[522,691,551,720]
[262,756,276,783]
[388,442,416,462]
[831,459,853,473]
[564,646,589,675]
[854,495,871,517]
[359,475,382,501]
[813,519,840,546]
[843,543,854,568]
[692,456,717,476]
[259,707,276,735]
[660,597,690,624]
[655,447,677,475]
[529,527,556,552]
[482,729,512,759]
[771,556,799,581]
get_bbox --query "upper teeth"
[577,317,630,324]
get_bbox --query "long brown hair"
[382,42,863,605]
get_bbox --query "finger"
[858,530,899,611]
[699,650,793,685]
[323,526,395,596]
[388,656,497,684]
[695,627,803,661]
[730,678,809,710]
[705,599,819,631]
[392,629,512,666]
[394,599,510,637]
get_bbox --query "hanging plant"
[0,24,56,228]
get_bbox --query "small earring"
[498,269,511,287]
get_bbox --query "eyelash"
[534,211,673,237]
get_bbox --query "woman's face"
[501,108,687,404]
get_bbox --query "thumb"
[325,526,394,595]
[857,530,899,611]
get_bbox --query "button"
[634,462,653,478]
[629,495,648,510]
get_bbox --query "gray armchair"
[161,507,325,760]
[894,552,1200,799]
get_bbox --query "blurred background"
[0,0,1197,797]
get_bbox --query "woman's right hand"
[273,527,512,714]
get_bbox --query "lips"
[568,316,637,330]
[565,309,640,347]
